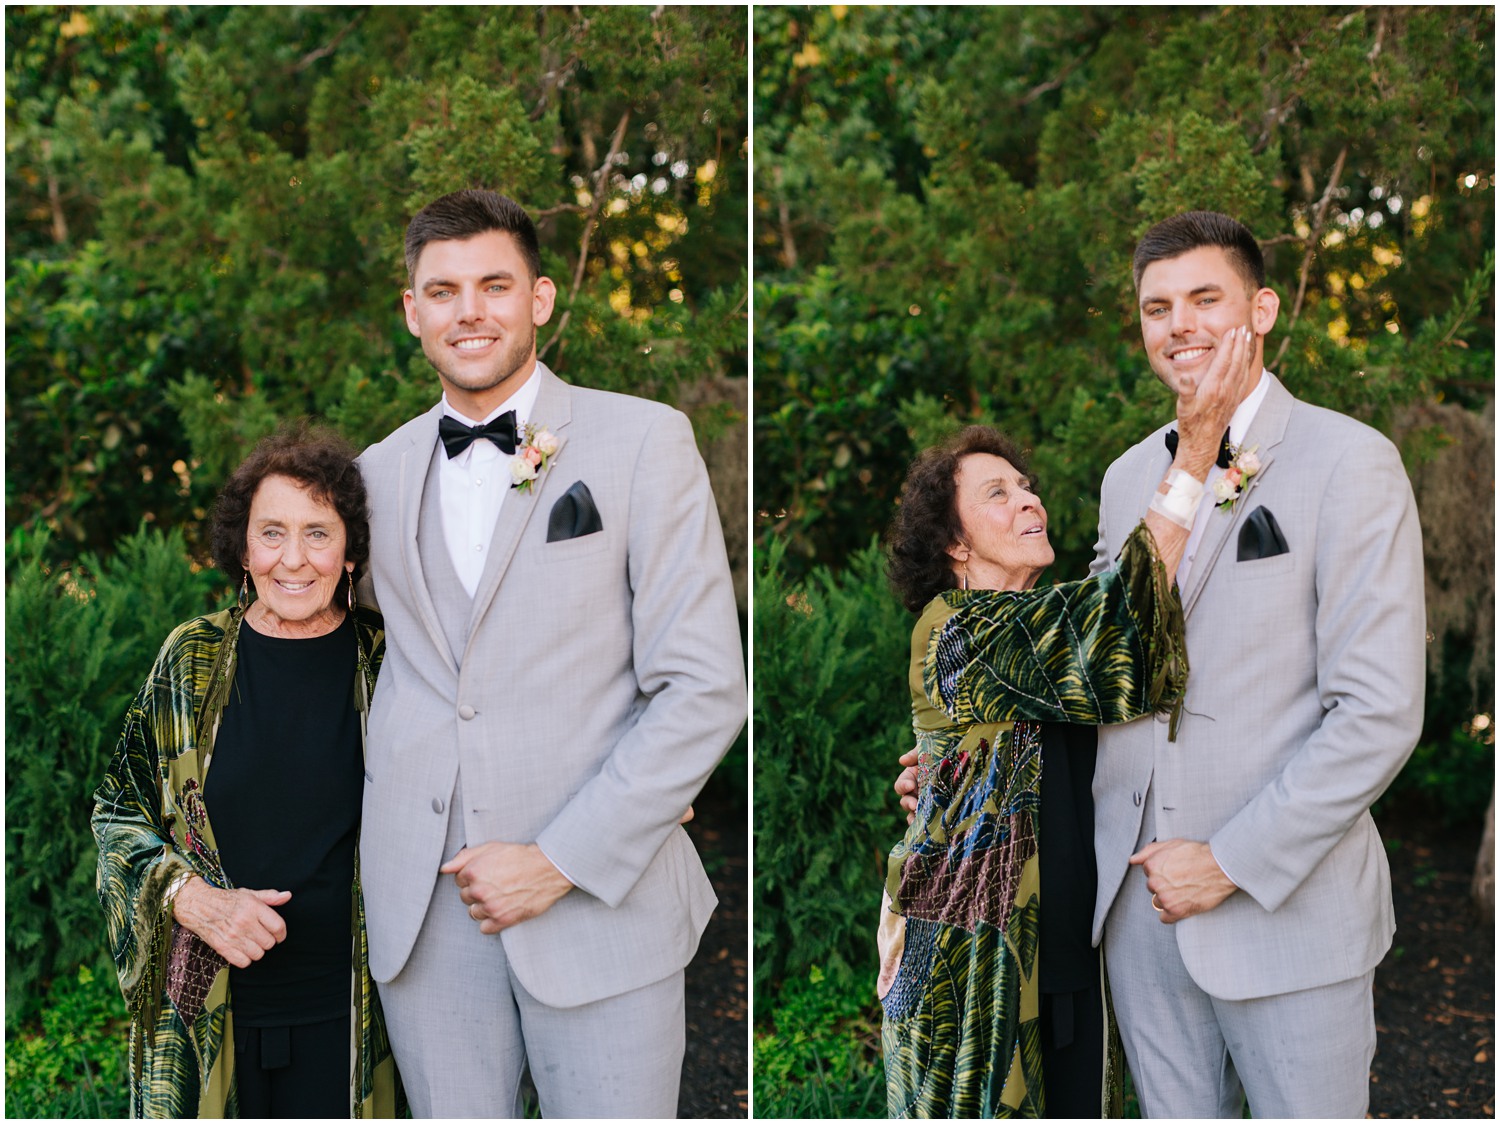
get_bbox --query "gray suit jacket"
[1090,372,1425,1000]
[358,364,746,1007]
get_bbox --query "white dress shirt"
[437,365,542,598]
[435,364,576,886]
[1176,368,1272,590]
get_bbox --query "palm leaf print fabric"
[882,523,1185,1118]
[91,606,401,1118]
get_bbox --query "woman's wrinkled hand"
[1174,325,1259,476]
[171,877,290,968]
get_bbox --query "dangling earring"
[238,571,250,611]
[961,564,969,591]
[347,571,356,613]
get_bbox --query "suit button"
[458,704,476,720]
[1133,791,1143,807]
[431,797,444,814]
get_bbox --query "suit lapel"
[463,364,575,638]
[397,404,460,676]
[1180,373,1293,616]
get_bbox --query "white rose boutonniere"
[511,424,559,493]
[1213,443,1261,511]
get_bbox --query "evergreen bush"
[5,525,223,1029]
[752,535,915,1010]
[3,964,130,1118]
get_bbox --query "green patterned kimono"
[91,605,402,1118]
[880,524,1187,1118]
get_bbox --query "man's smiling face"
[1137,245,1271,397]
[403,229,556,419]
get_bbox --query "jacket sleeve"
[924,522,1187,728]
[534,409,746,906]
[91,638,196,1018]
[1207,435,1425,909]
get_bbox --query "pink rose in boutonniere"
[1213,443,1261,511]
[510,423,559,493]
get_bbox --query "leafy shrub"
[754,965,884,1119]
[752,535,914,1010]
[4,964,130,1118]
[1377,721,1496,828]
[5,525,223,1029]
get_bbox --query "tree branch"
[288,12,363,74]
[41,137,68,244]
[1272,144,1347,368]
[540,108,632,363]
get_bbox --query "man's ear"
[532,276,557,327]
[1253,286,1280,336]
[403,289,421,338]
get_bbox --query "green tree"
[7,5,747,563]
[753,6,1494,1110]
[754,5,1492,579]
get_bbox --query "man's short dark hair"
[885,425,1035,613]
[404,189,542,284]
[210,421,370,581]
[1132,211,1265,294]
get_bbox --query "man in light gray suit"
[897,211,1424,1117]
[1093,211,1424,1118]
[357,189,745,1117]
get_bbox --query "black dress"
[202,613,362,1117]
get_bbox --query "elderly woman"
[92,425,401,1118]
[878,329,1256,1118]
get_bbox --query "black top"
[1038,721,1099,995]
[202,613,362,1027]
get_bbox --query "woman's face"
[242,473,353,636]
[946,453,1054,591]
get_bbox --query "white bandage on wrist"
[1149,468,1205,529]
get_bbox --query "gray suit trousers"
[375,775,686,1118]
[1104,787,1377,1118]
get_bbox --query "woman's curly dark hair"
[885,425,1035,613]
[209,421,370,594]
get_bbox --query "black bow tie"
[1164,426,1233,469]
[439,411,518,458]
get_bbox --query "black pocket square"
[547,480,604,542]
[1237,506,1289,561]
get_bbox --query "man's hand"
[172,877,290,968]
[439,842,573,934]
[1129,838,1237,924]
[895,748,919,824]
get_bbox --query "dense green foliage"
[6,526,223,1028]
[6,8,747,1113]
[8,5,746,564]
[752,6,1493,1112]
[752,537,913,1007]
[4,965,130,1118]
[754,5,1493,579]
[751,539,910,1116]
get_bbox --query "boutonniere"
[1212,444,1261,511]
[510,423,560,493]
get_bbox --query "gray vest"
[415,445,473,668]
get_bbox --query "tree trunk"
[1472,785,1494,923]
